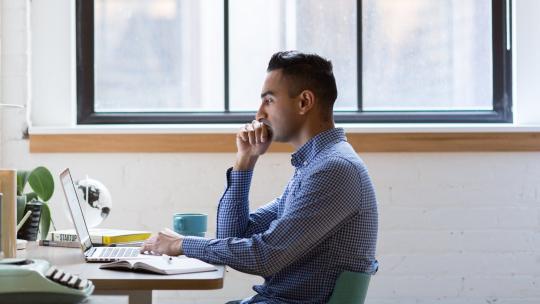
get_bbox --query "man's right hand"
[234,120,272,171]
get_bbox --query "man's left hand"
[140,228,184,256]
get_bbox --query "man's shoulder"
[313,141,365,169]
[307,153,364,180]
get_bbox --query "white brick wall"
[1,0,30,147]
[1,151,537,304]
[1,1,540,304]
[0,1,2,160]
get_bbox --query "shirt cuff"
[182,236,211,258]
[224,167,253,201]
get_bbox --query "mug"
[173,213,207,237]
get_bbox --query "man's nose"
[255,104,266,121]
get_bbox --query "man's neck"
[290,119,335,150]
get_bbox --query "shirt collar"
[291,128,347,168]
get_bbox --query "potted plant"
[16,166,55,241]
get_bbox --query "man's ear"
[298,90,316,115]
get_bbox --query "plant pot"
[17,201,43,241]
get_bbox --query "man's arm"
[217,120,275,238]
[216,168,279,238]
[183,158,368,277]
[141,120,276,255]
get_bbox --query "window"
[77,0,512,124]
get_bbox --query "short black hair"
[267,51,338,114]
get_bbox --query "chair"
[327,271,371,304]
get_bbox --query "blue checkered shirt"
[183,128,378,304]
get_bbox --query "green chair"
[327,271,371,304]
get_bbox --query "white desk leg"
[94,290,152,304]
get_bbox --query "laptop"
[60,168,151,262]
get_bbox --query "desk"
[85,295,129,304]
[19,242,225,304]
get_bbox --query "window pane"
[94,0,224,112]
[229,0,357,111]
[362,0,493,111]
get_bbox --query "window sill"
[28,124,540,153]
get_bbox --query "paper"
[100,256,217,275]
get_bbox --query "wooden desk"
[85,295,129,304]
[19,242,225,304]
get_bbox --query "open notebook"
[99,256,217,275]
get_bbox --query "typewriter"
[0,258,94,304]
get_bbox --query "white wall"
[0,0,3,160]
[1,0,540,303]
[1,0,30,167]
[515,0,540,124]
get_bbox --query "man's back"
[246,128,378,303]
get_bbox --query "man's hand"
[140,228,184,256]
[234,120,273,171]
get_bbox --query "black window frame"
[77,0,512,124]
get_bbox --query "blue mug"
[173,213,207,237]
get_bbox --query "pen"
[162,254,173,264]
[16,210,33,232]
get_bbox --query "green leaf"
[16,196,27,223]
[40,203,51,240]
[16,170,31,196]
[28,166,54,202]
[25,192,38,202]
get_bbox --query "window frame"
[77,0,512,124]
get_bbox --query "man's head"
[257,51,337,144]
[266,51,338,118]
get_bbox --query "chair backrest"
[327,271,371,304]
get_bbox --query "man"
[141,51,379,304]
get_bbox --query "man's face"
[256,69,303,143]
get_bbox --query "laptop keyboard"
[99,247,139,258]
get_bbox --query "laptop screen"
[60,169,93,252]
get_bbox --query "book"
[99,256,217,275]
[49,228,151,245]
[39,239,145,248]
[39,239,80,248]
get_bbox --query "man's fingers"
[239,124,250,142]
[238,120,270,146]
[140,241,152,253]
[260,122,268,143]
[239,131,248,142]
[248,132,256,145]
[253,120,262,144]
[140,235,157,253]
[247,123,256,145]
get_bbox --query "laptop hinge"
[84,247,96,257]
